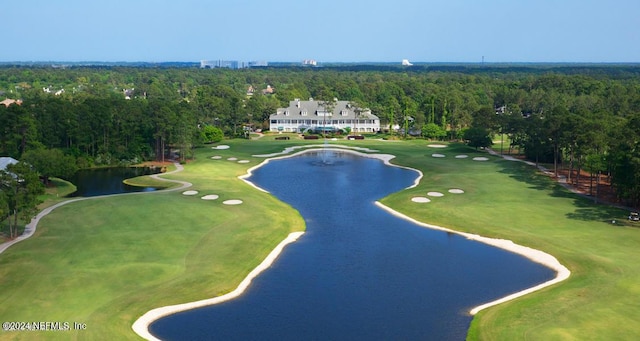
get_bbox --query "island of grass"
[0,139,639,340]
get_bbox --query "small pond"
[69,167,161,197]
[149,150,555,340]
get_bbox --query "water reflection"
[150,152,554,340]
[69,167,160,197]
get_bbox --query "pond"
[69,166,161,197]
[149,150,555,340]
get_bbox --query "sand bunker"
[182,190,198,196]
[431,154,446,158]
[473,157,489,161]
[238,160,250,164]
[201,195,219,200]
[211,156,222,159]
[227,157,238,161]
[455,155,468,159]
[448,189,465,194]
[222,199,243,205]
[427,191,444,197]
[427,144,447,148]
[253,144,380,158]
[411,197,431,203]
[213,145,230,150]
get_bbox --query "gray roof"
[0,157,18,171]
[271,99,379,120]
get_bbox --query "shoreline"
[374,202,571,314]
[133,146,422,339]
[242,145,423,192]
[0,163,190,256]
[132,144,570,339]
[131,231,304,341]
[247,145,570,313]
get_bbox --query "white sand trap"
[182,190,198,196]
[431,153,445,158]
[455,154,469,159]
[211,156,222,159]
[411,197,431,203]
[132,232,305,340]
[448,189,465,194]
[222,199,243,205]
[427,191,444,197]
[427,144,447,148]
[227,157,238,161]
[238,160,250,164]
[213,145,230,150]
[201,194,219,200]
[473,157,489,161]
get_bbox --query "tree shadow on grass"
[497,160,567,194]
[565,198,628,223]
[496,159,628,223]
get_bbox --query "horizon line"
[1,60,640,66]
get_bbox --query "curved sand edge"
[242,145,423,192]
[252,144,380,158]
[244,146,568,315]
[374,201,570,315]
[131,231,304,340]
[133,145,570,338]
[133,146,422,339]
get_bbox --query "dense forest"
[1,64,640,207]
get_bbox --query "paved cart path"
[0,162,191,256]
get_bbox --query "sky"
[3,0,639,63]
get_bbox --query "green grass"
[2,178,76,238]
[1,139,639,340]
[38,177,77,206]
[122,175,177,190]
[0,143,304,340]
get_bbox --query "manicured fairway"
[1,139,639,340]
[0,142,304,340]
[376,142,639,340]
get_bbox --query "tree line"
[1,65,640,207]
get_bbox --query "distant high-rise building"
[200,60,268,69]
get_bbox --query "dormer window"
[301,110,308,116]
[285,110,290,116]
[341,110,348,116]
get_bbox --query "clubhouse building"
[269,98,380,133]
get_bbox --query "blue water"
[150,150,555,340]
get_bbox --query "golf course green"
[1,138,638,340]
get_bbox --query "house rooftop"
[0,157,19,171]
[1,98,23,107]
[271,99,377,121]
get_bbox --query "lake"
[69,166,160,197]
[149,150,554,340]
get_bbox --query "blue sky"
[3,0,639,63]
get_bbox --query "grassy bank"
[0,142,304,340]
[1,139,639,340]
[375,141,637,340]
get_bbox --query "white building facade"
[269,99,380,133]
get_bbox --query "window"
[301,110,308,116]
[285,110,290,116]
